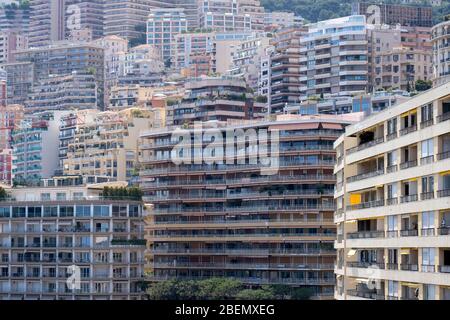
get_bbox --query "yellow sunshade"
[350,193,361,205]
[347,249,357,257]
[400,249,411,255]
[440,170,450,176]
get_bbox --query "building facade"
[140,114,359,299]
[334,83,450,300]
[431,19,450,87]
[0,176,146,300]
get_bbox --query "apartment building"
[25,73,98,113]
[65,0,104,40]
[7,42,105,110]
[118,44,164,77]
[368,25,432,92]
[264,11,296,31]
[28,0,66,48]
[299,16,369,103]
[165,77,267,126]
[104,0,172,41]
[197,0,263,32]
[431,19,450,87]
[140,114,360,298]
[0,104,24,150]
[269,26,308,114]
[352,2,433,28]
[58,109,99,175]
[0,3,30,35]
[334,83,450,300]
[62,108,162,182]
[228,35,271,94]
[11,111,70,186]
[0,175,146,300]
[0,30,28,65]
[174,31,215,71]
[147,8,188,66]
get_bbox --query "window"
[12,207,26,218]
[0,207,10,218]
[388,280,398,298]
[73,192,84,200]
[387,183,398,199]
[112,205,127,217]
[421,103,433,122]
[43,206,58,217]
[76,206,91,217]
[422,211,435,229]
[422,248,435,270]
[129,205,139,217]
[387,216,398,232]
[421,139,434,158]
[28,207,42,218]
[59,206,74,217]
[424,284,435,300]
[422,176,434,194]
[56,193,66,201]
[93,206,109,217]
[387,118,397,135]
[387,151,397,166]
[40,193,51,201]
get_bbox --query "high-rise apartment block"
[147,8,188,66]
[0,176,146,300]
[431,19,450,87]
[28,0,66,48]
[334,83,450,300]
[0,30,28,65]
[140,114,360,299]
[11,111,70,185]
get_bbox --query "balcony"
[386,198,398,206]
[420,155,434,166]
[438,227,450,235]
[421,264,436,272]
[437,151,450,161]
[386,132,398,141]
[386,165,398,173]
[347,199,385,211]
[347,261,385,269]
[438,265,450,273]
[420,192,434,200]
[386,263,398,270]
[346,169,384,183]
[399,125,417,136]
[400,229,418,237]
[400,194,418,203]
[347,230,385,239]
[420,119,434,129]
[437,112,450,123]
[400,264,419,271]
[421,228,435,236]
[438,189,450,198]
[399,159,417,170]
[347,137,384,155]
[347,289,385,300]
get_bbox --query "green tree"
[0,187,8,201]
[236,286,275,300]
[198,278,242,300]
[415,79,432,92]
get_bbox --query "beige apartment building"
[431,19,450,87]
[334,83,450,300]
[63,108,165,182]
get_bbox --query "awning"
[269,123,319,131]
[321,123,343,130]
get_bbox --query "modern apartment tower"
[140,114,360,299]
[299,16,369,102]
[29,0,66,48]
[0,176,146,300]
[431,18,450,87]
[334,83,450,300]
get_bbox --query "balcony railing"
[386,230,398,238]
[347,289,385,300]
[400,229,418,237]
[386,164,398,173]
[399,125,417,136]
[400,264,418,271]
[421,264,436,272]
[438,189,450,198]
[386,198,398,206]
[399,159,417,170]
[347,137,384,155]
[421,228,435,236]
[437,151,450,161]
[420,119,434,129]
[386,132,397,141]
[400,194,418,203]
[438,265,450,273]
[420,192,434,200]
[347,261,385,269]
[347,230,385,239]
[438,227,450,235]
[346,169,384,183]
[386,263,398,270]
[437,112,450,123]
[420,155,434,166]
[347,199,385,211]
